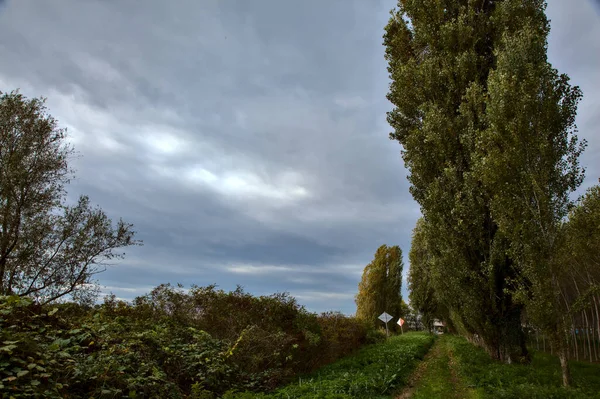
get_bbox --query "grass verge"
[225,332,434,399]
[447,334,600,399]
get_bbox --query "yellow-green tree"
[355,245,404,329]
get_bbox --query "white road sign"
[378,312,393,323]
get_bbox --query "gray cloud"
[546,0,600,192]
[0,0,598,315]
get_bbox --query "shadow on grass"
[447,335,600,399]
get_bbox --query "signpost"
[378,312,393,338]
[397,317,405,334]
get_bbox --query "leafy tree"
[484,2,584,384]
[562,183,600,302]
[384,0,584,371]
[355,245,403,330]
[550,183,600,369]
[0,90,140,304]
[399,299,410,321]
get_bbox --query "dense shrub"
[311,311,372,366]
[0,285,373,398]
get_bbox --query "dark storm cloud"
[0,0,598,314]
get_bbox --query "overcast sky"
[0,1,599,315]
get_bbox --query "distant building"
[433,319,446,334]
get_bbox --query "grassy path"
[396,335,477,399]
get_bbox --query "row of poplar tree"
[384,0,598,387]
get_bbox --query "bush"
[0,285,373,398]
[365,327,388,344]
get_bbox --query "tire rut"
[394,338,442,399]
[395,336,476,399]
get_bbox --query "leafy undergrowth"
[0,286,382,398]
[226,332,434,399]
[447,335,600,399]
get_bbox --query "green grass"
[225,332,434,399]
[411,336,477,399]
[447,335,600,399]
[411,339,454,398]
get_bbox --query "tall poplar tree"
[384,0,584,367]
[355,245,404,329]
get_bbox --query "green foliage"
[0,285,373,398]
[364,327,387,345]
[561,184,600,313]
[313,312,372,364]
[479,0,585,380]
[446,335,600,398]
[227,332,434,399]
[355,245,404,330]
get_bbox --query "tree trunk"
[543,334,546,352]
[572,322,579,361]
[558,344,572,387]
[592,295,600,361]
[560,286,576,360]
[484,305,529,363]
[584,310,593,362]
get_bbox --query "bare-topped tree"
[0,90,141,304]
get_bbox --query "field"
[232,333,600,399]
